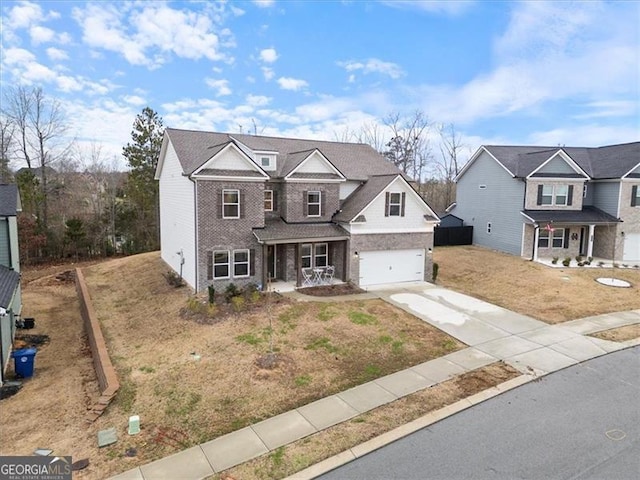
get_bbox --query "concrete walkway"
[109,283,640,480]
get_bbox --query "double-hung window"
[233,249,250,278]
[314,243,328,267]
[301,244,312,268]
[554,185,569,206]
[388,193,402,216]
[213,250,230,279]
[538,228,566,248]
[538,184,573,207]
[223,189,240,218]
[541,185,553,205]
[538,230,550,248]
[307,191,321,217]
[632,185,640,207]
[552,228,565,248]
[264,190,274,211]
[301,243,328,268]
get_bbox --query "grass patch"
[236,332,264,346]
[348,310,378,325]
[304,336,339,354]
[318,304,338,321]
[294,375,312,387]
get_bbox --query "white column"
[587,224,595,258]
[533,226,540,261]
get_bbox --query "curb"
[282,374,535,480]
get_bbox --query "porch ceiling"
[521,206,620,225]
[253,218,349,245]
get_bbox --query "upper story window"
[264,190,274,211]
[537,184,573,207]
[223,189,240,218]
[385,192,406,217]
[257,153,276,171]
[632,185,640,207]
[307,191,321,217]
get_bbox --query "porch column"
[587,224,595,258]
[533,226,540,261]
[262,244,268,290]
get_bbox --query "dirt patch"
[434,245,640,323]
[213,362,520,480]
[589,324,640,342]
[297,283,365,297]
[13,333,51,349]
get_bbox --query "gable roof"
[476,142,640,180]
[0,265,20,308]
[0,184,20,216]
[162,128,400,181]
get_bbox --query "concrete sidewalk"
[110,284,640,480]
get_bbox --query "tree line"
[1,87,468,265]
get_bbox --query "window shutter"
[385,192,390,217]
[536,185,543,206]
[273,190,278,211]
[217,190,223,218]
[240,191,245,218]
[401,192,406,217]
[632,186,638,207]
[303,191,308,216]
[567,185,573,206]
[250,248,255,276]
[320,190,326,217]
[207,251,213,280]
[563,230,569,249]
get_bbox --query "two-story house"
[155,128,439,292]
[451,142,640,264]
[1,184,22,384]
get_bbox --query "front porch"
[253,219,350,289]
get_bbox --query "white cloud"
[380,1,475,16]
[46,47,68,61]
[7,1,43,29]
[528,124,640,148]
[338,58,405,79]
[259,48,278,63]
[277,77,308,91]
[262,66,275,81]
[72,2,230,68]
[253,0,275,8]
[246,94,271,107]
[29,25,55,44]
[206,78,232,96]
[123,95,147,107]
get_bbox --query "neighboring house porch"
[521,207,621,262]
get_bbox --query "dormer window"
[261,157,270,167]
[256,153,276,171]
[385,192,406,217]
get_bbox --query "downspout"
[189,175,199,293]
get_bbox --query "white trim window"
[538,230,550,248]
[541,185,553,206]
[388,192,402,216]
[223,189,240,218]
[314,243,328,267]
[307,191,321,217]
[538,184,573,207]
[554,185,569,206]
[233,249,250,278]
[261,156,270,168]
[264,190,274,211]
[213,250,230,279]
[301,244,312,268]
[552,228,565,248]
[538,228,565,248]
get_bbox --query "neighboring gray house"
[1,184,22,384]
[451,142,640,264]
[155,128,439,292]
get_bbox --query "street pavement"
[317,346,640,480]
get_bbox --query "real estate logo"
[0,456,72,480]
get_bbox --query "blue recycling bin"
[11,347,37,378]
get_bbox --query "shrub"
[575,255,583,263]
[186,296,205,314]
[562,257,571,267]
[207,285,215,304]
[231,295,245,312]
[164,270,185,287]
[432,262,439,282]
[588,256,593,263]
[551,256,559,264]
[225,283,240,302]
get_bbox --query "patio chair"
[301,268,314,287]
[323,265,335,284]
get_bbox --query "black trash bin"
[11,348,37,378]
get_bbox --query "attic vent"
[479,184,487,189]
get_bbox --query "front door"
[267,245,276,279]
[579,227,588,257]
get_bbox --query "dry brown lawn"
[6,251,458,479]
[434,245,640,323]
[590,324,640,342]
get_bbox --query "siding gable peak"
[192,142,269,178]
[527,149,590,179]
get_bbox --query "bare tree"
[434,123,467,210]
[381,111,432,185]
[0,115,14,182]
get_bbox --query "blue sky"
[1,0,638,170]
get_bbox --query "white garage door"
[359,249,424,286]
[623,233,640,262]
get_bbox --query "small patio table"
[312,268,324,285]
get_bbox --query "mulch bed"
[297,283,365,297]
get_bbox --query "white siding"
[351,177,435,234]
[159,140,197,290]
[340,181,361,200]
[296,152,336,174]
[202,145,257,171]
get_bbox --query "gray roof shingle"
[165,128,400,180]
[522,206,620,225]
[334,175,397,222]
[0,265,20,308]
[484,142,640,179]
[0,184,19,216]
[252,218,349,244]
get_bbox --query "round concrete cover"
[595,277,632,288]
